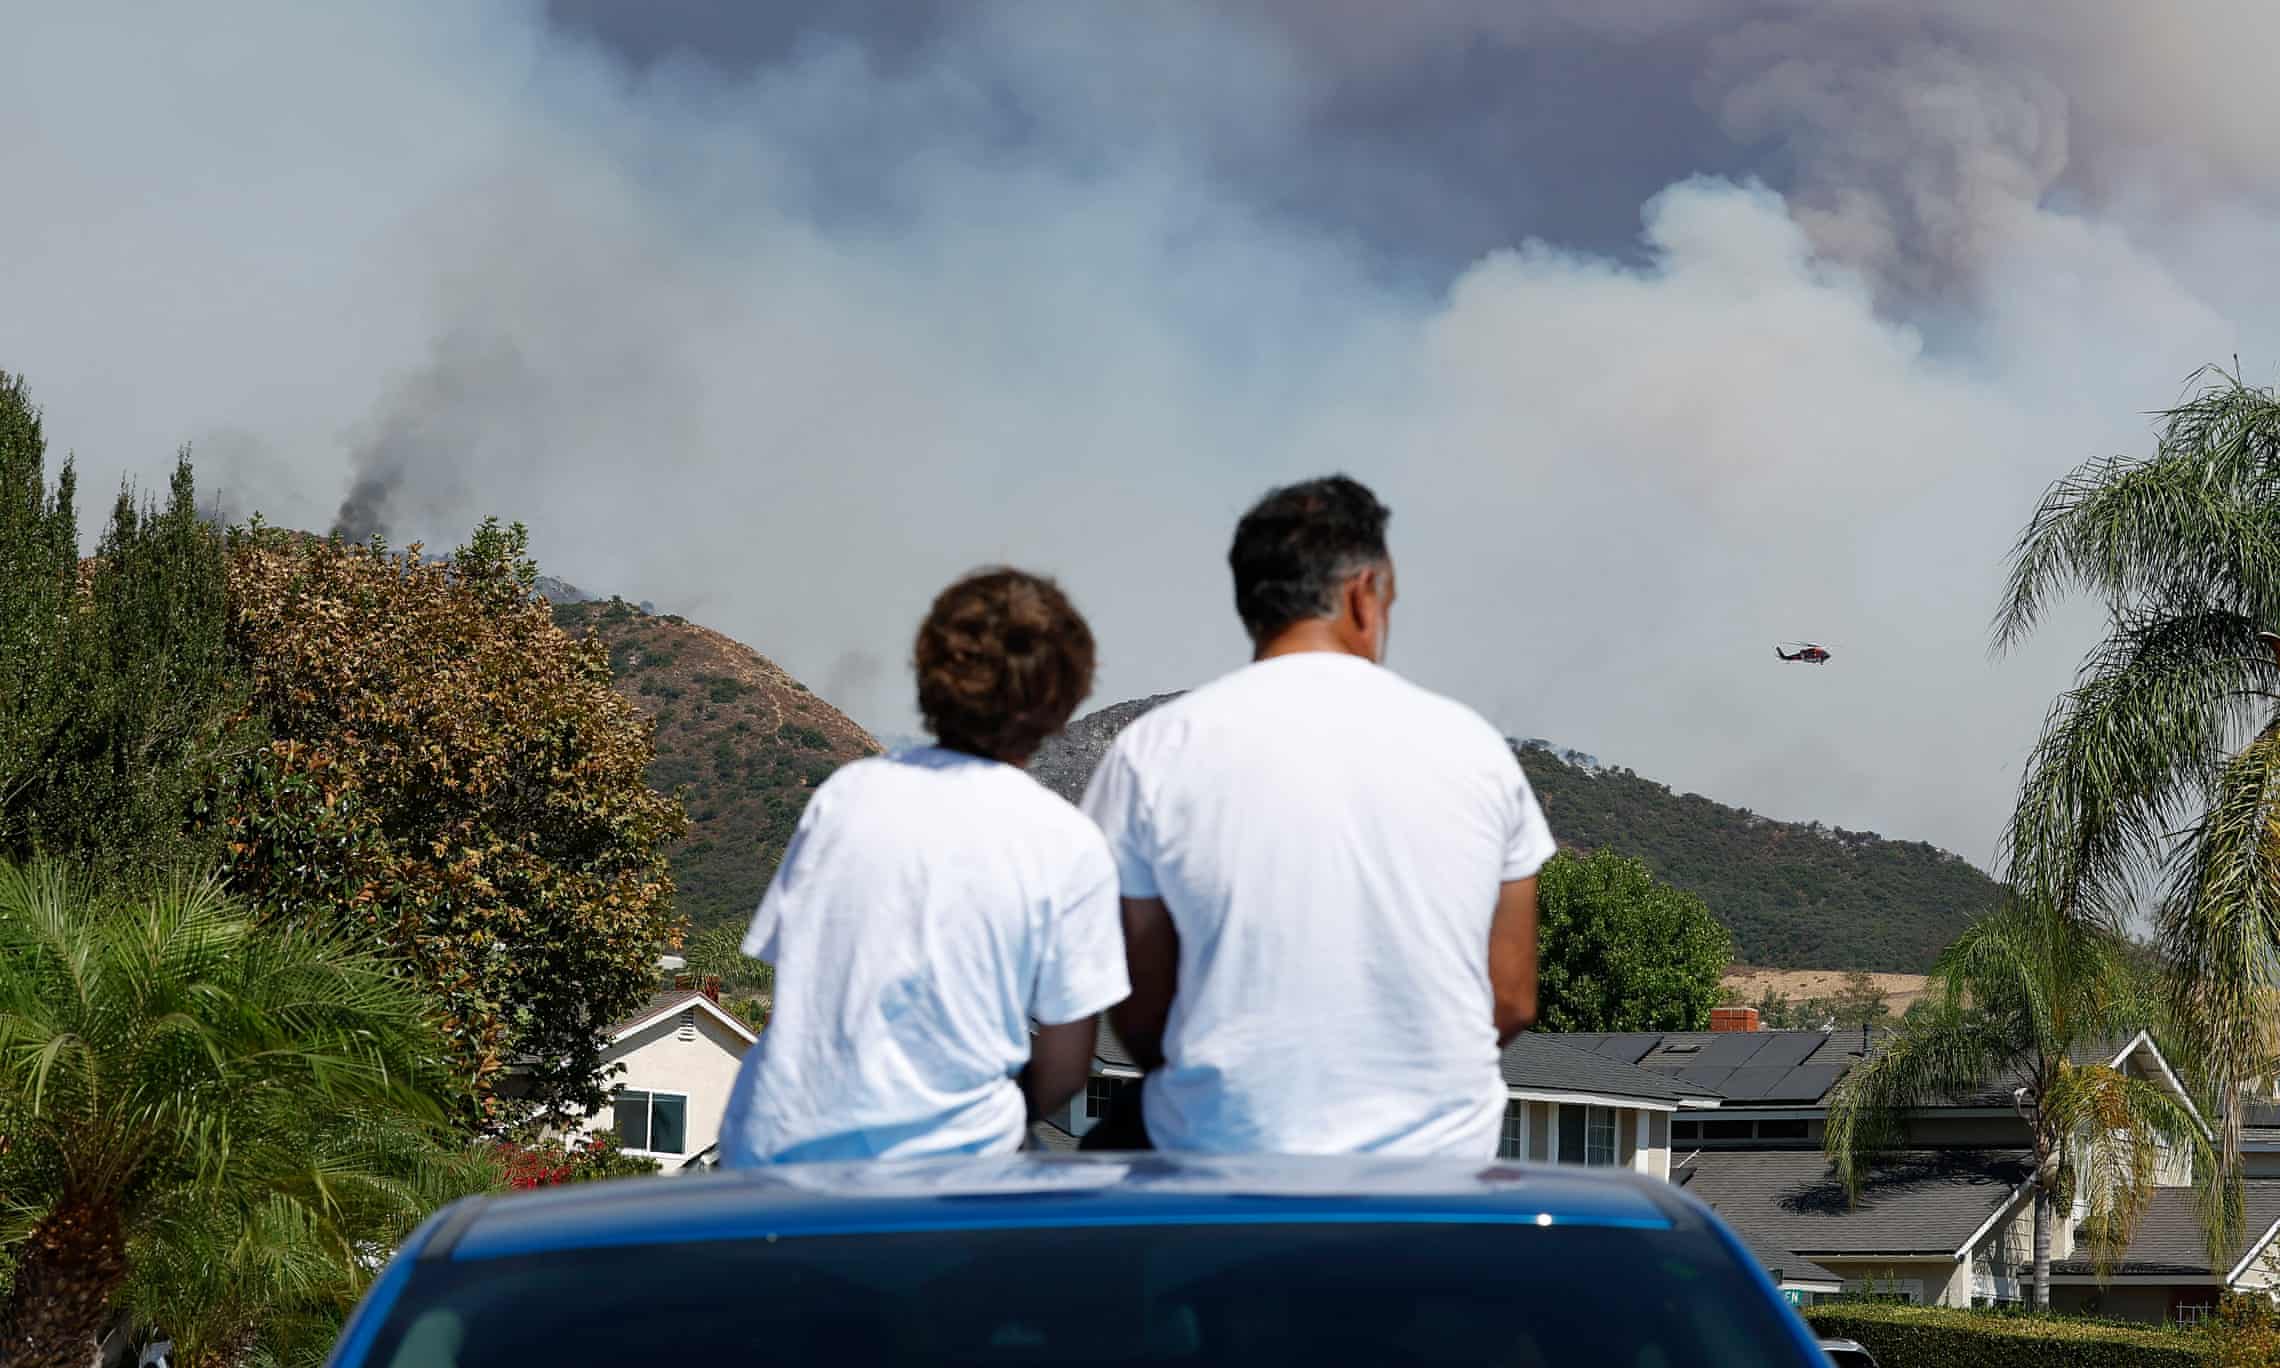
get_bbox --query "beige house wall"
[1813,1257,1970,1308]
[574,1005,750,1165]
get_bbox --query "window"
[1557,1105,1584,1163]
[1702,1120,1754,1141]
[1672,1120,1701,1143]
[612,1089,689,1155]
[361,1219,1813,1367]
[1585,1107,1618,1167]
[1499,1100,1524,1159]
[1756,1120,1809,1140]
[1085,1077,1116,1120]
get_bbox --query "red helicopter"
[1774,641,1833,664]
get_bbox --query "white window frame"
[1085,1076,1116,1120]
[612,1088,691,1157]
[1499,1099,1526,1159]
[1585,1106,1618,1167]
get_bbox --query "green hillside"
[1517,743,2001,973]
[551,597,878,930]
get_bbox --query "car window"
[360,1221,1815,1367]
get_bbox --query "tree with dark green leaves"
[0,371,248,880]
[1824,900,2211,1312]
[1994,367,2280,1220]
[1534,850,1732,1032]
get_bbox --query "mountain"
[1027,694,2002,973]
[551,597,879,929]
[1515,744,2000,972]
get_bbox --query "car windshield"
[361,1220,1810,1367]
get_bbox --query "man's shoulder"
[1373,669,1517,756]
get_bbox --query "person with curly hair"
[717,568,1126,1164]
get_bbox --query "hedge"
[1802,1303,2203,1367]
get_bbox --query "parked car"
[325,1153,1829,1366]
[1817,1338,1880,1367]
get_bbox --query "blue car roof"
[422,1154,1698,1263]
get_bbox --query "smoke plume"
[6,0,2280,879]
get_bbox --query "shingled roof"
[2050,1182,2280,1279]
[1500,1032,1722,1105]
[1727,1227,1845,1290]
[1674,1147,2032,1256]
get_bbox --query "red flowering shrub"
[491,1130,660,1190]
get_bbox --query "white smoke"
[3,0,2276,879]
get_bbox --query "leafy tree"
[1994,367,2280,1205]
[0,860,466,1368]
[1534,850,1733,1032]
[1830,970,1893,1028]
[1824,900,2211,1311]
[215,520,688,1130]
[0,372,247,879]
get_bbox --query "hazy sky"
[8,2,2280,874]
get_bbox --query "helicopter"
[1774,641,1833,664]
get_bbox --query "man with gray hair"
[1080,474,1553,1156]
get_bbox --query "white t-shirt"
[1080,652,1556,1157]
[718,746,1129,1164]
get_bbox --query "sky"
[7,2,2280,874]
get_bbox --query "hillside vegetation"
[1029,695,2000,973]
[552,597,877,929]
[1518,744,2000,972]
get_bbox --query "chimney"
[702,974,720,1004]
[1710,1006,1760,1033]
[673,973,690,992]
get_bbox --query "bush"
[491,1131,660,1189]
[1802,1303,2202,1367]
[2207,1293,2280,1367]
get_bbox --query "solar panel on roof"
[1695,1035,1763,1066]
[1771,1064,1845,1102]
[1719,1066,1791,1100]
[1750,1034,1821,1069]
[1676,1066,1736,1089]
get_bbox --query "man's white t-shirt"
[718,746,1128,1164]
[1080,652,1556,1158]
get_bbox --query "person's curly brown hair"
[914,568,1096,765]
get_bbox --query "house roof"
[1562,1029,1880,1105]
[1727,1227,1846,1290]
[1673,1147,2032,1256]
[1553,1028,2191,1119]
[1500,1032,1722,1106]
[1093,1019,1142,1073]
[2243,1102,2280,1147]
[1027,1119,1081,1153]
[612,989,759,1047]
[2048,1182,2280,1280]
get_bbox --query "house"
[1031,1023,1721,1183]
[1557,1014,2229,1322]
[570,984,758,1171]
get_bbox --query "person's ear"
[1347,566,1390,657]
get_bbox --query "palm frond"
[1995,370,2280,653]
[2003,606,2276,921]
[2161,715,2280,1239]
[2043,1061,2215,1277]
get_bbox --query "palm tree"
[0,860,463,1368]
[1994,367,2280,1215]
[1824,900,2211,1310]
